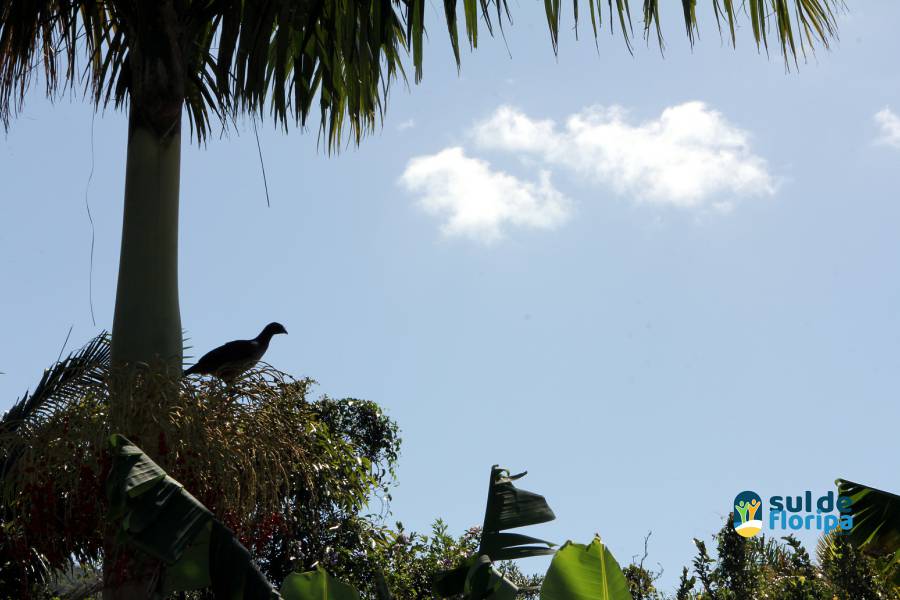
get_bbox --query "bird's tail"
[183,364,199,376]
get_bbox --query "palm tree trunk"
[110,112,183,372]
[105,111,182,600]
[104,5,186,597]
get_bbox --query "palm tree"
[0,1,839,373]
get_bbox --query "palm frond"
[2,332,109,436]
[0,2,123,128]
[1,1,842,148]
[1,332,109,479]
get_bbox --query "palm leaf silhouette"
[1,332,110,479]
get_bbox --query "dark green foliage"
[690,538,716,598]
[313,398,401,491]
[820,534,898,600]
[623,563,666,600]
[368,521,483,599]
[622,533,665,600]
[1,1,841,146]
[674,567,695,600]
[677,517,900,600]
[836,478,900,581]
[622,564,657,599]
[254,397,401,586]
[348,521,540,600]
[712,519,757,600]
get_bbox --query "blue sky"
[3,2,900,591]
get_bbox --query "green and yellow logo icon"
[733,491,763,538]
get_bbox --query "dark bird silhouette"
[184,322,287,382]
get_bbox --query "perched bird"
[184,322,287,382]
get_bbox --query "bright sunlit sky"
[3,2,900,590]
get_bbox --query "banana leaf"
[540,537,632,600]
[106,434,275,598]
[480,532,557,562]
[479,465,556,561]
[436,465,557,597]
[281,566,361,600]
[433,561,472,597]
[836,478,900,584]
[107,434,212,563]
[482,466,556,533]
[836,479,900,556]
[464,555,518,600]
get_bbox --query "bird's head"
[260,322,288,338]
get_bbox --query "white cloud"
[874,108,900,148]
[397,118,416,131]
[473,102,774,210]
[399,147,570,243]
[400,102,773,241]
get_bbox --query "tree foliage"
[1,1,841,147]
[0,334,400,598]
[323,520,540,600]
[672,517,900,600]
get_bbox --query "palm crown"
[1,0,840,149]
